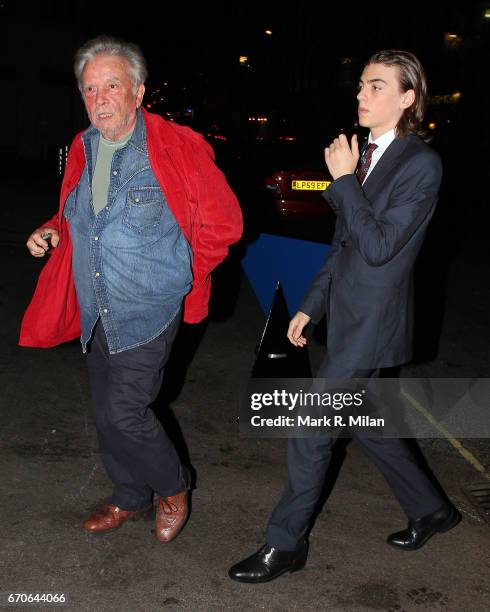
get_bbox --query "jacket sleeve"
[299,226,342,324]
[298,189,344,323]
[39,213,61,233]
[299,254,331,323]
[183,138,243,323]
[326,151,442,267]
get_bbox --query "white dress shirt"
[362,128,396,183]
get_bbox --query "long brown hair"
[366,50,429,141]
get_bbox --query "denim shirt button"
[94,236,99,240]
[95,272,100,277]
[113,170,118,176]
[103,308,108,314]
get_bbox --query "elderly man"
[21,36,242,542]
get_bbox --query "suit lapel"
[363,136,410,193]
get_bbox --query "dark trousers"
[266,359,445,551]
[85,314,189,511]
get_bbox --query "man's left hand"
[325,134,360,180]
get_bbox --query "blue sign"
[242,233,330,317]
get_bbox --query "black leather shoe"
[387,505,461,551]
[228,542,308,583]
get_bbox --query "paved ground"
[0,169,489,611]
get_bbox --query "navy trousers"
[266,360,446,551]
[85,314,189,511]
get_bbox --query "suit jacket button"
[340,240,346,247]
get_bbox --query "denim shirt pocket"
[123,187,163,233]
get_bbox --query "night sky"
[2,1,489,163]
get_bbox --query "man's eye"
[109,83,118,89]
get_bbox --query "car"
[253,141,336,243]
[208,129,338,243]
[264,170,333,217]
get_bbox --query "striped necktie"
[355,143,378,185]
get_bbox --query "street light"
[444,32,462,47]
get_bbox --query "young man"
[22,36,242,542]
[229,49,460,583]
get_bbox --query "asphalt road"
[1,167,489,611]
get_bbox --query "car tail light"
[265,178,281,194]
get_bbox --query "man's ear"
[136,84,145,108]
[400,89,415,109]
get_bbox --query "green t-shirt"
[92,131,133,215]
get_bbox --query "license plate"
[292,180,331,191]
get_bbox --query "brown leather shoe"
[155,491,189,542]
[83,503,152,533]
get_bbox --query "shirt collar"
[368,128,396,152]
[128,108,147,153]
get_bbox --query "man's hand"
[324,133,360,180]
[26,227,60,257]
[287,311,311,347]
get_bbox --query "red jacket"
[19,109,243,348]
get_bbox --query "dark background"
[1,0,489,177]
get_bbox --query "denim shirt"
[63,110,193,354]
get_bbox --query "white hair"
[74,35,148,94]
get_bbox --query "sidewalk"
[0,263,488,612]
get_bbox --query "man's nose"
[95,90,107,105]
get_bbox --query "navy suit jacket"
[300,134,442,369]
